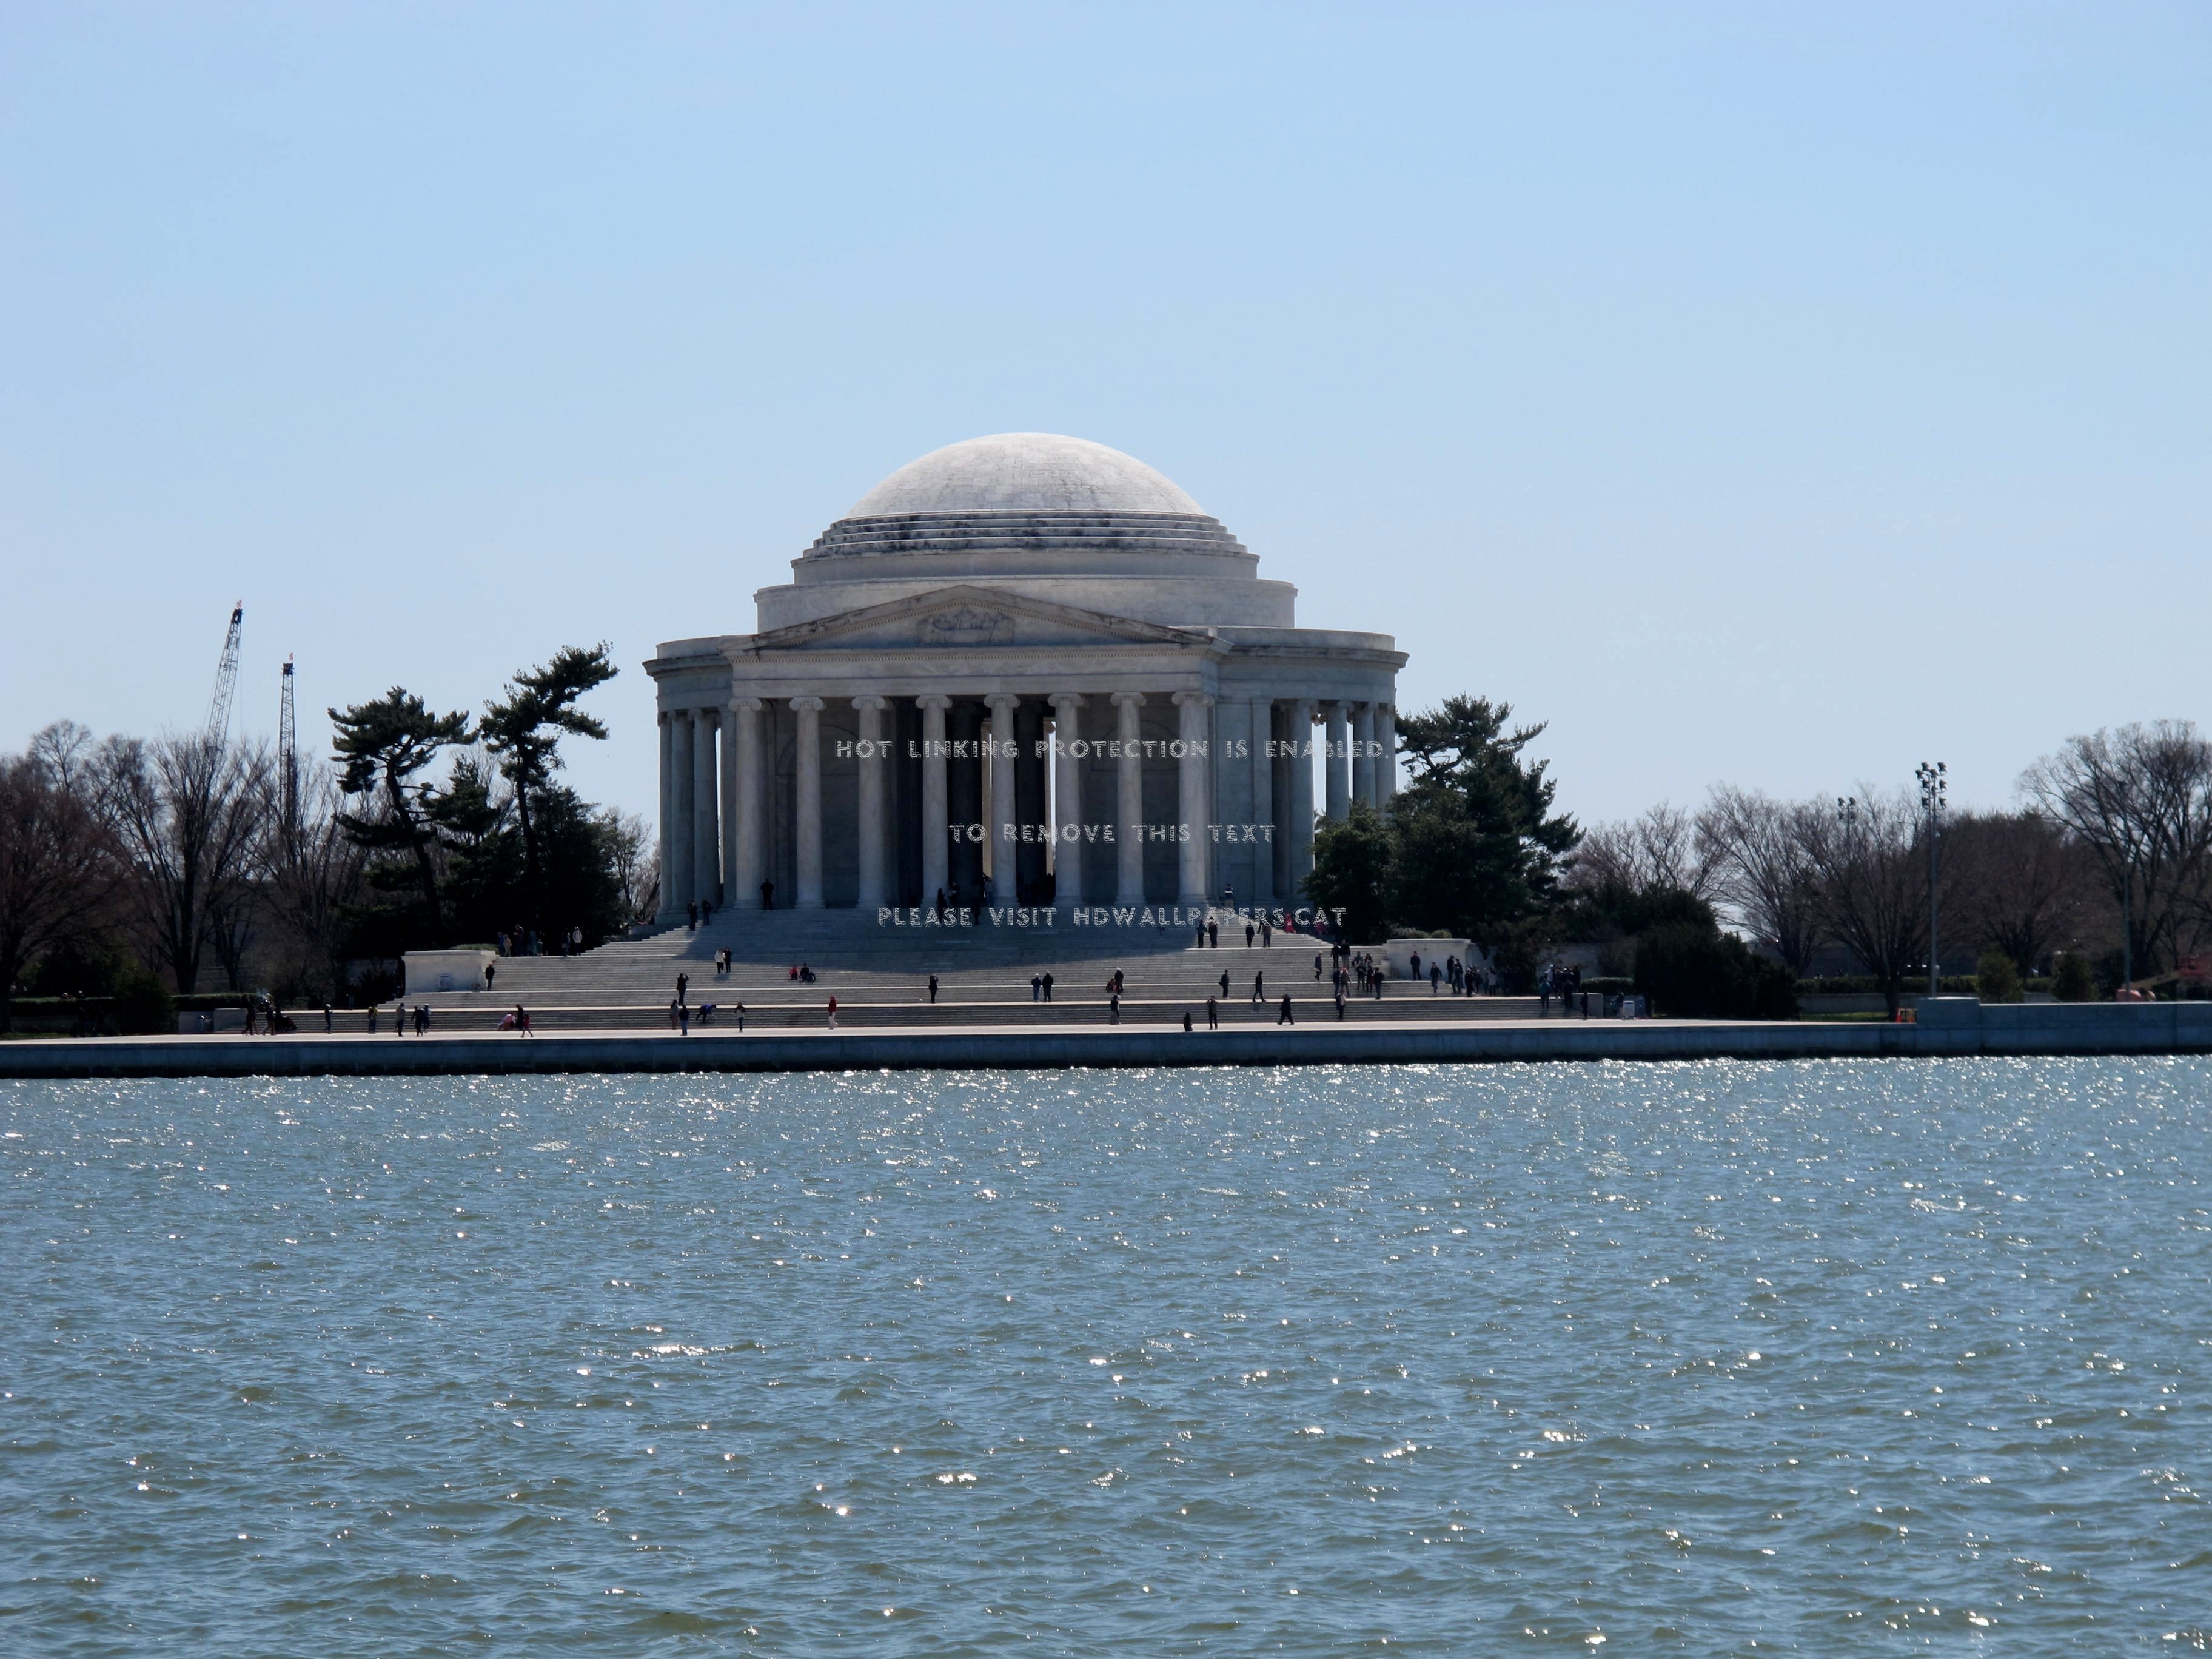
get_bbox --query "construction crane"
[278,655,299,846]
[206,602,244,743]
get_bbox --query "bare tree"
[1943,809,2097,974]
[263,760,369,1002]
[1570,802,1720,900]
[0,745,119,1032]
[1803,786,1937,1016]
[597,806,656,928]
[1696,785,1828,976]
[2022,721,2212,978]
[96,733,272,996]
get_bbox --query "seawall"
[1,1000,2207,1079]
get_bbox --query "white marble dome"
[846,432,1206,518]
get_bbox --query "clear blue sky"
[5,3,2206,829]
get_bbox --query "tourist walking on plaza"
[1218,969,1230,1000]
[1031,973,1042,1002]
[761,879,774,910]
[1245,921,1256,947]
[1108,991,1121,1025]
[1278,994,1295,1025]
[515,1004,532,1036]
[826,996,838,1030]
[1182,1009,1192,1032]
[1205,995,1218,1029]
[1252,971,1264,1006]
[485,961,496,991]
[686,900,697,931]
[1041,972,1054,1003]
[677,971,689,1006]
[928,974,939,1004]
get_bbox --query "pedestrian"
[322,1001,333,1033]
[1031,973,1042,1002]
[933,886,945,920]
[1108,992,1121,1025]
[1335,988,1346,1020]
[515,1004,532,1037]
[1182,1009,1193,1032]
[699,903,711,927]
[394,1001,404,1036]
[826,996,838,1030]
[1194,917,1206,948]
[677,972,689,1007]
[367,1004,378,1034]
[485,961,497,991]
[1207,919,1218,948]
[1245,922,1256,948]
[1430,964,1441,994]
[1252,971,1264,1006]
[669,998,682,1030]
[1218,969,1230,999]
[928,974,939,1004]
[699,1002,716,1026]
[415,1003,429,1036]
[687,900,698,931]
[1278,994,1295,1025]
[679,1000,691,1036]
[1041,972,1054,1004]
[1313,953,1323,980]
[1261,918,1272,947]
[762,879,774,910]
[734,1000,745,1031]
[1205,995,1219,1029]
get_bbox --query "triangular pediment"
[735,585,1216,655]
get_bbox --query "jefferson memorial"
[646,434,1406,922]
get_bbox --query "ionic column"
[729,697,764,907]
[1248,698,1274,909]
[1173,691,1212,908]
[853,695,889,908]
[655,712,677,922]
[1352,702,1377,808]
[1324,701,1350,823]
[791,695,824,909]
[1111,691,1145,907]
[1377,702,1398,805]
[719,700,740,905]
[1051,693,1085,906]
[691,709,720,906]
[1289,697,1317,899]
[669,710,696,913]
[918,694,951,903]
[984,692,1019,905]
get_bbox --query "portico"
[646,434,1406,923]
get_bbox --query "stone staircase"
[406,911,1534,1031]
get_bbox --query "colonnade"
[655,690,1397,922]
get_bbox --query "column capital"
[1171,690,1213,709]
[789,695,825,714]
[916,693,953,711]
[851,694,888,712]
[729,694,763,713]
[1050,691,1086,709]
[983,691,1019,711]
[1109,690,1146,708]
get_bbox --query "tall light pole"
[1916,761,1947,996]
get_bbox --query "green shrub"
[1975,949,2024,1004]
[1635,924,1800,1020]
[2051,954,2095,1003]
[112,969,175,1036]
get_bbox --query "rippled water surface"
[4,1059,2210,1654]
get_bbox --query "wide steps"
[381,994,1547,1034]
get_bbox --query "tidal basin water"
[4,1061,2208,1655]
